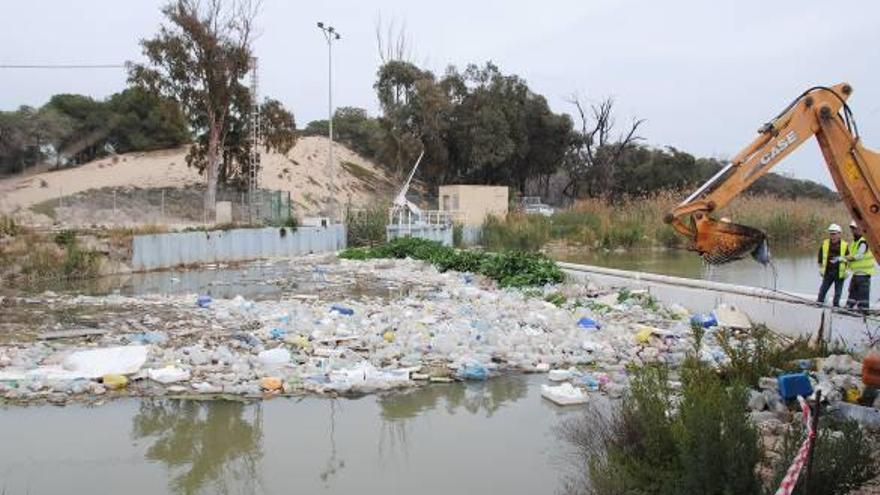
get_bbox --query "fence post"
[58,187,63,209]
[113,189,117,219]
[161,189,165,222]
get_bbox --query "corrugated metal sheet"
[386,224,453,246]
[131,225,346,271]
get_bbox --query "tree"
[46,94,112,165]
[303,107,382,159]
[259,98,296,155]
[45,90,189,165]
[0,105,71,174]
[106,88,190,153]
[374,60,438,177]
[563,96,644,201]
[441,63,572,191]
[129,0,259,212]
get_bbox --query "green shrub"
[339,237,563,287]
[544,292,567,307]
[53,229,77,247]
[716,325,843,388]
[771,418,879,495]
[346,204,387,247]
[0,215,21,237]
[453,223,464,248]
[561,360,762,495]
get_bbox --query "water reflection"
[131,400,263,495]
[319,399,346,485]
[379,375,529,421]
[377,376,529,461]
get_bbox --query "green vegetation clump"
[558,331,876,495]
[771,418,879,494]
[1,228,102,284]
[0,215,21,237]
[452,223,464,248]
[715,325,849,388]
[339,237,563,287]
[560,361,761,495]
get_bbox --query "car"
[523,204,554,216]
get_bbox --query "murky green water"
[0,375,586,494]
[552,247,880,297]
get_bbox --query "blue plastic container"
[690,313,717,328]
[577,317,600,330]
[330,304,354,316]
[458,363,488,381]
[777,373,813,400]
[197,294,212,308]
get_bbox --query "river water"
[0,375,587,495]
[552,247,880,298]
[3,248,867,494]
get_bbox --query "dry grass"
[482,191,849,251]
[0,227,102,286]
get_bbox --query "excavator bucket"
[692,214,769,265]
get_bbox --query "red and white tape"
[774,396,816,495]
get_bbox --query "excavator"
[665,83,880,265]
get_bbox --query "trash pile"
[0,257,699,405]
[746,353,880,429]
[3,255,880,426]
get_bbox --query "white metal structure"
[317,21,341,221]
[389,150,425,225]
[248,56,261,222]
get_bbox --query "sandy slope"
[0,136,395,223]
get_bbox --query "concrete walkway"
[560,261,880,348]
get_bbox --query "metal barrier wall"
[131,225,346,271]
[386,224,453,246]
[461,226,483,247]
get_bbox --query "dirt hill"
[0,136,397,227]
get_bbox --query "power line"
[0,64,125,69]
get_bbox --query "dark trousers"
[817,274,845,307]
[847,274,871,311]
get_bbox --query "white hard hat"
[850,220,859,228]
[828,223,842,233]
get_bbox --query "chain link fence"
[37,186,294,228]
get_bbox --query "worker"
[846,220,876,312]
[817,223,848,307]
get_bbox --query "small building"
[438,185,508,226]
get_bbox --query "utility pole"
[317,21,341,222]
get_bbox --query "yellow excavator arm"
[665,83,880,264]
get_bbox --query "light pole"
[317,21,341,222]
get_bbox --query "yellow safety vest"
[848,236,876,275]
[821,238,848,278]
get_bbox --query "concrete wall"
[560,262,879,349]
[386,224,453,246]
[131,225,346,271]
[438,185,508,226]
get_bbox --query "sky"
[1,0,878,187]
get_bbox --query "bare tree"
[129,0,260,214]
[375,14,414,65]
[563,95,644,201]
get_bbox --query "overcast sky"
[2,0,878,187]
